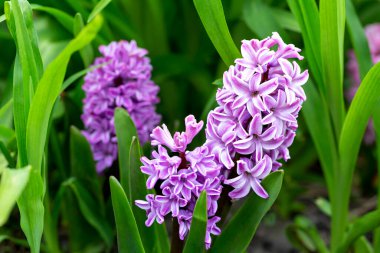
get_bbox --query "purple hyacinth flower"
[137,115,222,248]
[156,187,188,217]
[151,115,204,152]
[233,113,284,161]
[186,146,220,177]
[205,216,222,249]
[135,194,165,226]
[262,90,301,137]
[206,32,308,200]
[230,73,278,115]
[169,170,198,201]
[225,156,272,199]
[81,40,161,172]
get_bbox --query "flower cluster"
[81,40,161,172]
[206,32,308,199]
[346,23,380,145]
[135,115,222,249]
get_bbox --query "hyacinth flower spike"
[136,115,222,248]
[82,40,161,172]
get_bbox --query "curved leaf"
[193,0,240,66]
[110,176,145,253]
[0,165,31,226]
[210,170,284,253]
[337,209,380,253]
[65,178,113,248]
[183,191,207,253]
[346,0,372,80]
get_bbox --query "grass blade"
[320,0,346,137]
[65,178,113,248]
[287,0,324,92]
[88,0,111,23]
[338,62,380,250]
[337,209,380,253]
[31,4,74,33]
[374,105,380,253]
[0,165,31,226]
[114,108,138,195]
[183,191,208,253]
[302,82,338,194]
[210,170,284,253]
[193,0,240,66]
[345,0,372,80]
[109,176,145,253]
[114,108,169,252]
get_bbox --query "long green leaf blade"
[320,0,346,137]
[183,191,207,253]
[66,178,113,248]
[345,0,372,80]
[338,62,380,250]
[0,165,31,226]
[210,170,284,253]
[337,209,380,253]
[193,0,240,66]
[110,176,145,253]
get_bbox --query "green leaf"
[183,191,207,253]
[354,237,374,253]
[302,81,337,195]
[65,178,113,248]
[287,0,324,94]
[243,0,288,40]
[286,216,329,253]
[74,13,94,67]
[338,62,380,250]
[345,0,372,80]
[210,170,284,253]
[70,126,103,202]
[374,105,380,253]
[88,0,111,23]
[320,0,346,137]
[315,198,332,217]
[7,0,43,92]
[114,108,138,195]
[26,15,103,184]
[0,99,13,126]
[0,165,31,226]
[337,209,380,253]
[272,8,301,33]
[61,62,106,91]
[109,176,145,253]
[193,0,241,66]
[31,4,74,33]
[114,108,169,252]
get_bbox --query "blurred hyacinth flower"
[81,40,161,172]
[346,23,380,145]
[135,115,222,249]
[206,32,308,200]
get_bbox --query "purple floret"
[81,40,161,172]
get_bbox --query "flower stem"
[170,219,184,253]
